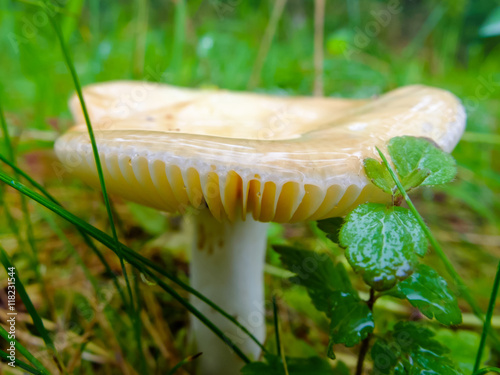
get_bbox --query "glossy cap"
[55,81,465,222]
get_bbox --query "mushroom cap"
[55,81,465,222]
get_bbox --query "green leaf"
[371,322,462,375]
[273,246,372,357]
[0,249,60,359]
[273,245,355,312]
[364,158,395,194]
[328,292,374,347]
[241,355,339,374]
[340,203,428,290]
[387,264,462,325]
[316,217,344,244]
[401,168,431,192]
[388,136,457,186]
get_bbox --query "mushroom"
[55,82,465,375]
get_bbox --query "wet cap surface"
[55,82,466,222]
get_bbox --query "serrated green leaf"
[273,245,355,312]
[401,168,431,192]
[372,322,463,375]
[371,339,399,374]
[241,355,339,374]
[316,217,344,244]
[328,292,374,347]
[387,264,462,325]
[388,136,457,186]
[364,158,395,194]
[340,203,428,290]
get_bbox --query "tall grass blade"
[273,295,288,375]
[170,0,187,81]
[0,156,266,352]
[272,295,281,357]
[402,5,445,58]
[39,0,134,316]
[0,247,65,372]
[0,90,52,325]
[0,93,15,162]
[248,0,287,89]
[0,170,252,362]
[132,0,148,78]
[0,153,128,306]
[474,260,500,372]
[0,325,50,375]
[0,350,44,375]
[167,352,202,375]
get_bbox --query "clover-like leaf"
[364,158,395,194]
[388,264,462,325]
[316,217,344,244]
[273,245,355,312]
[340,203,428,290]
[328,292,374,348]
[388,136,457,186]
[401,168,431,192]
[371,322,463,375]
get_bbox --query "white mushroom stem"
[190,209,269,375]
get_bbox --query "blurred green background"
[0,0,499,373]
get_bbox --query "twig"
[356,289,375,375]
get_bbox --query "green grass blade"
[132,269,148,374]
[273,295,289,375]
[0,154,267,353]
[0,93,15,162]
[39,208,99,292]
[0,325,50,375]
[167,352,202,375]
[272,295,281,357]
[376,147,500,347]
[60,0,84,40]
[402,4,445,58]
[0,247,65,372]
[0,153,128,306]
[170,0,187,81]
[0,89,54,335]
[132,0,148,78]
[118,245,269,353]
[0,170,252,363]
[0,349,44,375]
[40,0,134,316]
[474,260,500,372]
[248,0,287,89]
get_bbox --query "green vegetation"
[1,0,499,374]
